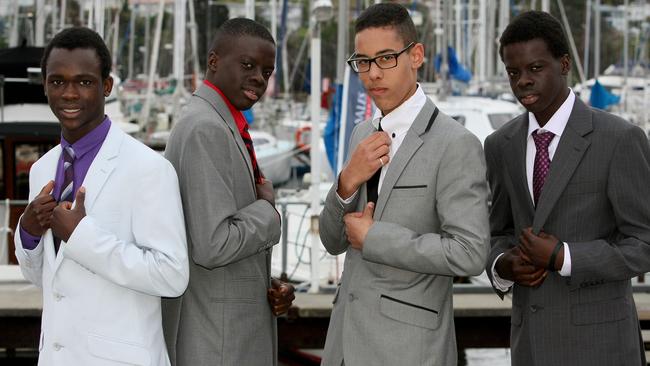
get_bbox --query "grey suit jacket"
[485,97,650,366]
[161,84,281,366]
[319,99,490,366]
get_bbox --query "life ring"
[295,126,311,151]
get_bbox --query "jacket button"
[53,343,63,351]
[348,293,355,302]
[530,305,538,313]
[54,293,63,301]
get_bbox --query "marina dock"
[3,265,649,364]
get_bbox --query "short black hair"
[355,3,417,46]
[210,18,275,55]
[499,11,569,59]
[41,27,111,80]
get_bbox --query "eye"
[80,80,93,86]
[50,79,64,86]
[507,70,518,78]
[242,62,253,70]
[531,65,542,72]
[357,59,370,66]
[380,54,396,62]
[263,70,273,79]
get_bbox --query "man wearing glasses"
[318,3,490,366]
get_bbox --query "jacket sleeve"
[567,125,650,289]
[14,164,45,288]
[169,120,280,270]
[62,158,189,297]
[319,124,363,255]
[483,134,517,297]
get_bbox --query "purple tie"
[532,130,554,205]
[54,146,75,253]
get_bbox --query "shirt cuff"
[491,253,514,291]
[19,226,42,250]
[336,189,358,205]
[558,242,571,276]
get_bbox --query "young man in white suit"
[486,11,650,365]
[15,27,189,365]
[319,4,490,365]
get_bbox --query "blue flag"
[434,46,472,83]
[589,79,620,109]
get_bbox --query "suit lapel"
[532,98,592,232]
[504,114,535,218]
[51,124,123,274]
[374,101,435,219]
[195,85,255,187]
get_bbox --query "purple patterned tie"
[532,130,554,205]
[54,146,75,253]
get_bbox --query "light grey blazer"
[319,99,490,366]
[485,97,650,366]
[161,84,281,366]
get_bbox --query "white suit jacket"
[15,124,189,366]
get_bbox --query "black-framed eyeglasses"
[347,42,415,73]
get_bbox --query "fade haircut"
[41,27,112,80]
[499,11,569,60]
[210,18,275,55]
[355,3,418,46]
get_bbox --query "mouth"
[243,89,260,101]
[60,108,82,118]
[368,87,388,97]
[518,94,539,106]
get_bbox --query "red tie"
[532,130,555,205]
[239,123,263,184]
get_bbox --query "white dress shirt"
[338,84,427,203]
[491,90,575,291]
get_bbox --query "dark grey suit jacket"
[485,97,650,366]
[161,84,281,366]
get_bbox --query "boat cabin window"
[14,142,56,199]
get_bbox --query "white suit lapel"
[51,124,123,275]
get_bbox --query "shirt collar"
[371,84,427,134]
[60,116,111,159]
[203,80,247,131]
[527,89,575,138]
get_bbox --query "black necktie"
[366,121,383,204]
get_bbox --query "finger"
[529,271,548,287]
[363,202,375,218]
[74,187,86,209]
[39,201,58,212]
[59,201,72,210]
[521,228,535,241]
[39,181,55,196]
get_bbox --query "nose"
[249,67,265,86]
[62,83,80,100]
[516,70,534,89]
[367,61,383,80]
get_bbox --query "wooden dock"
[2,264,650,363]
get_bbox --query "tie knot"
[63,146,75,162]
[533,130,554,149]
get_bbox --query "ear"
[103,75,114,97]
[410,43,425,69]
[560,54,571,76]
[207,51,219,72]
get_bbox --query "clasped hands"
[495,227,564,287]
[21,180,87,243]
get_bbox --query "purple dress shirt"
[20,117,112,250]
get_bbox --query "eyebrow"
[353,48,400,58]
[47,73,99,79]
